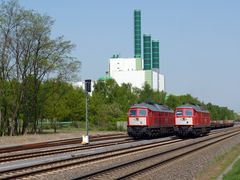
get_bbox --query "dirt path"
[0,131,122,146]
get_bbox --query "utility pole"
[82,79,91,144]
[85,91,89,136]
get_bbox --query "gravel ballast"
[1,130,240,179]
[135,133,240,180]
[30,131,240,179]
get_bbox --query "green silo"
[143,34,151,70]
[152,40,159,69]
[134,10,141,58]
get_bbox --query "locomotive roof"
[131,103,174,113]
[176,104,209,113]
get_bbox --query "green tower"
[152,40,159,69]
[143,34,151,70]
[134,10,141,58]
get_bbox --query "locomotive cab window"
[185,110,193,116]
[176,110,183,116]
[129,109,137,116]
[139,109,147,116]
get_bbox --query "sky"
[19,0,240,112]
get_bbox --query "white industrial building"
[107,10,165,92]
[109,58,165,91]
[74,10,165,93]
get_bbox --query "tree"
[165,95,179,109]
[0,0,80,135]
[138,82,154,102]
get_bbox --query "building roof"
[131,102,173,113]
[98,76,113,81]
[177,103,209,113]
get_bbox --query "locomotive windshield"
[129,109,147,116]
[185,109,193,116]
[139,109,147,116]
[176,110,183,116]
[129,109,137,116]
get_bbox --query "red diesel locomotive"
[174,104,211,137]
[127,102,175,138]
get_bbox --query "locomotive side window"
[176,110,183,116]
[129,110,137,116]
[185,110,193,116]
[139,109,147,116]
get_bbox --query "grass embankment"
[196,143,240,180]
[223,158,240,180]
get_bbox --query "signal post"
[82,79,91,145]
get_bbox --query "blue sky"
[19,0,240,112]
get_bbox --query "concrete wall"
[109,58,137,75]
[159,74,165,91]
[152,70,158,90]
[116,121,127,130]
[111,70,145,89]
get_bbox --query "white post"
[82,85,90,144]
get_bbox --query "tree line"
[90,80,237,127]
[0,1,237,136]
[1,75,237,136]
[0,0,80,135]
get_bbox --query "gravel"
[2,129,240,180]
[25,131,236,179]
[134,133,240,180]
[31,130,240,180]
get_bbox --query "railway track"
[0,136,181,179]
[76,128,240,179]
[0,133,126,154]
[0,138,134,163]
[119,131,240,179]
[0,127,226,164]
[0,127,238,179]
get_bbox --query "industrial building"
[109,58,164,91]
[74,10,165,93]
[108,10,165,91]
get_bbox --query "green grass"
[223,158,240,180]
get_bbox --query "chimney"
[143,34,152,70]
[152,40,159,69]
[134,10,141,58]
